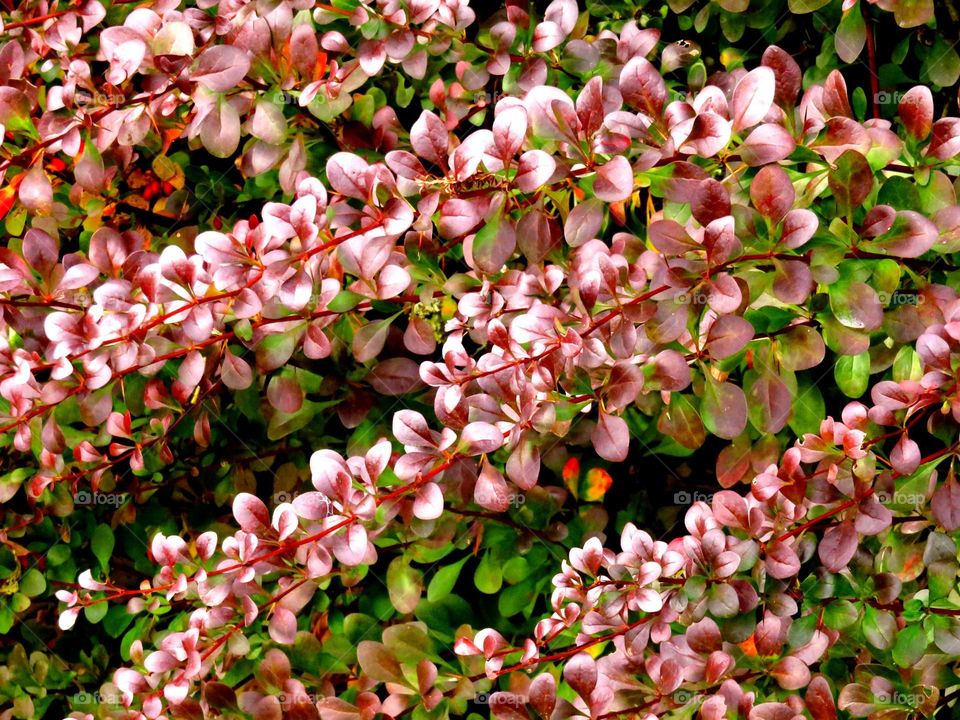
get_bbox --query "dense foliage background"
[2,0,960,718]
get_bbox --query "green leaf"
[788,381,825,437]
[327,290,365,313]
[822,599,858,629]
[892,623,928,667]
[788,0,831,12]
[835,352,870,398]
[19,569,45,598]
[84,601,108,624]
[502,556,530,585]
[498,580,537,617]
[474,552,502,594]
[427,557,468,602]
[92,524,115,571]
[103,605,135,638]
[386,557,423,613]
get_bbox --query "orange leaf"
[583,468,613,502]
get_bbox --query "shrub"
[1,0,960,718]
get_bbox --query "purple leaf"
[527,673,557,720]
[493,106,527,161]
[927,118,960,161]
[701,378,748,440]
[679,112,731,157]
[352,317,393,363]
[805,676,837,720]
[524,85,578,141]
[563,653,597,699]
[393,410,435,448]
[691,179,731,226]
[705,315,754,359]
[859,210,937,258]
[468,216,517,274]
[619,56,666,117]
[818,521,858,572]
[649,219,698,255]
[762,46,802,107]
[221,352,253,390]
[326,152,369,200]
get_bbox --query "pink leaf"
[268,606,297,645]
[592,411,629,462]
[780,208,819,249]
[765,540,801,579]
[593,155,633,202]
[193,46,251,92]
[771,657,811,690]
[493,106,527,161]
[233,493,271,533]
[515,150,556,192]
[932,472,960,531]
[413,482,444,520]
[899,86,933,140]
[410,110,449,170]
[750,165,794,223]
[326,152,369,200]
[392,410,435,448]
[221,352,253,390]
[740,123,796,166]
[732,66,775,132]
[890,435,920,475]
[475,461,510,512]
[459,422,503,456]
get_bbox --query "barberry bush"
[2,0,960,718]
